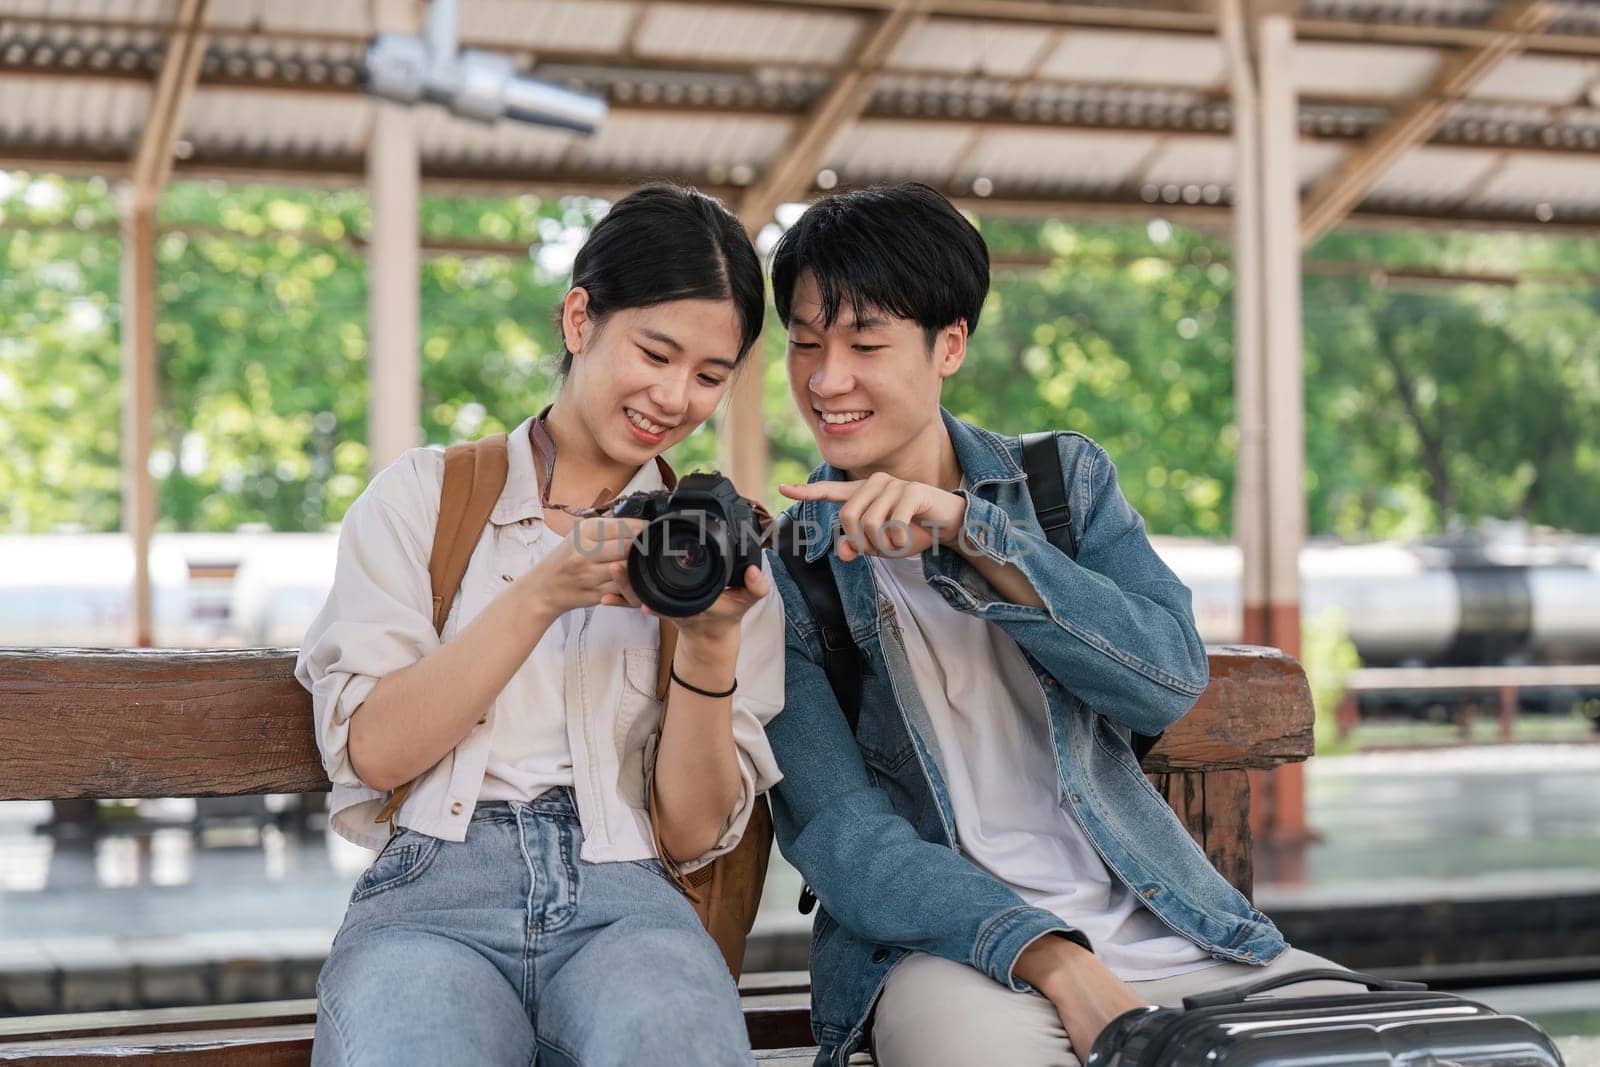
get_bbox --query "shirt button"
[940,587,955,601]
[871,948,890,964]
[501,574,514,583]
[450,801,464,816]
[1142,886,1160,899]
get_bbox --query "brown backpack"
[375,434,772,977]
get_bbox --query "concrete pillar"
[721,354,769,501]
[120,196,158,648]
[1256,9,1308,845]
[1258,11,1304,664]
[367,0,422,474]
[1225,2,1266,657]
[1224,1,1308,846]
[721,218,769,500]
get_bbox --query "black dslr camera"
[610,472,765,617]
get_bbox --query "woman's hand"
[514,517,648,620]
[602,561,771,646]
[779,473,968,562]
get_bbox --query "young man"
[762,183,1346,1067]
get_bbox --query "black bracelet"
[669,664,737,699]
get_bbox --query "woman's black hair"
[557,184,764,374]
[770,182,989,344]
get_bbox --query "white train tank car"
[0,534,190,647]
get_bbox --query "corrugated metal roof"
[1038,32,1226,89]
[1293,43,1440,98]
[828,119,971,183]
[1,0,1599,232]
[1471,54,1600,104]
[1364,145,1502,205]
[1477,153,1600,209]
[633,3,861,66]
[0,75,147,150]
[887,19,1056,78]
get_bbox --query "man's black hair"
[770,182,990,342]
[557,183,764,374]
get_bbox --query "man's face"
[784,272,966,479]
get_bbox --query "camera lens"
[626,511,733,616]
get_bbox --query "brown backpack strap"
[374,434,510,828]
[428,434,510,634]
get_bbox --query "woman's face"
[562,293,745,468]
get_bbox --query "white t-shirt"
[871,551,1217,981]
[477,523,577,802]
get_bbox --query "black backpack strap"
[774,512,866,918]
[1020,431,1077,558]
[1019,431,1162,765]
[773,513,865,733]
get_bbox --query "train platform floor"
[2,743,1598,1042]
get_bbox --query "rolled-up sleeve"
[669,555,787,872]
[293,450,444,791]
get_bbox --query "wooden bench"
[0,644,1313,1062]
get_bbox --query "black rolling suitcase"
[1085,968,1566,1066]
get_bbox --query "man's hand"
[779,473,967,562]
[1014,936,1149,1058]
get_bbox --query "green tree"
[3,171,1597,540]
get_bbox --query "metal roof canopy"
[1,0,1599,234]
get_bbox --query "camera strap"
[530,404,677,516]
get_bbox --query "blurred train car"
[1172,535,1600,668]
[0,535,191,647]
[227,533,339,647]
[4,529,1598,674]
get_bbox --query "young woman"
[295,185,782,1066]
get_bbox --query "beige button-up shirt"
[294,415,785,866]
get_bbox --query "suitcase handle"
[1181,968,1427,1010]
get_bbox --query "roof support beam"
[121,0,209,647]
[737,0,926,229]
[1299,0,1562,246]
[128,0,210,211]
[722,0,925,500]
[365,0,422,477]
[119,196,158,648]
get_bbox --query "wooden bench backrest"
[0,644,1313,893]
[0,644,1312,800]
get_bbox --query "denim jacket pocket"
[851,653,916,773]
[351,829,441,903]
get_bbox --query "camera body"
[611,472,765,618]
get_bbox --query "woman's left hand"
[601,561,770,643]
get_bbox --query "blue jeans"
[312,790,752,1066]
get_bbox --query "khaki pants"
[872,946,1351,1067]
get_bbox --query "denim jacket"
[763,410,1287,1065]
